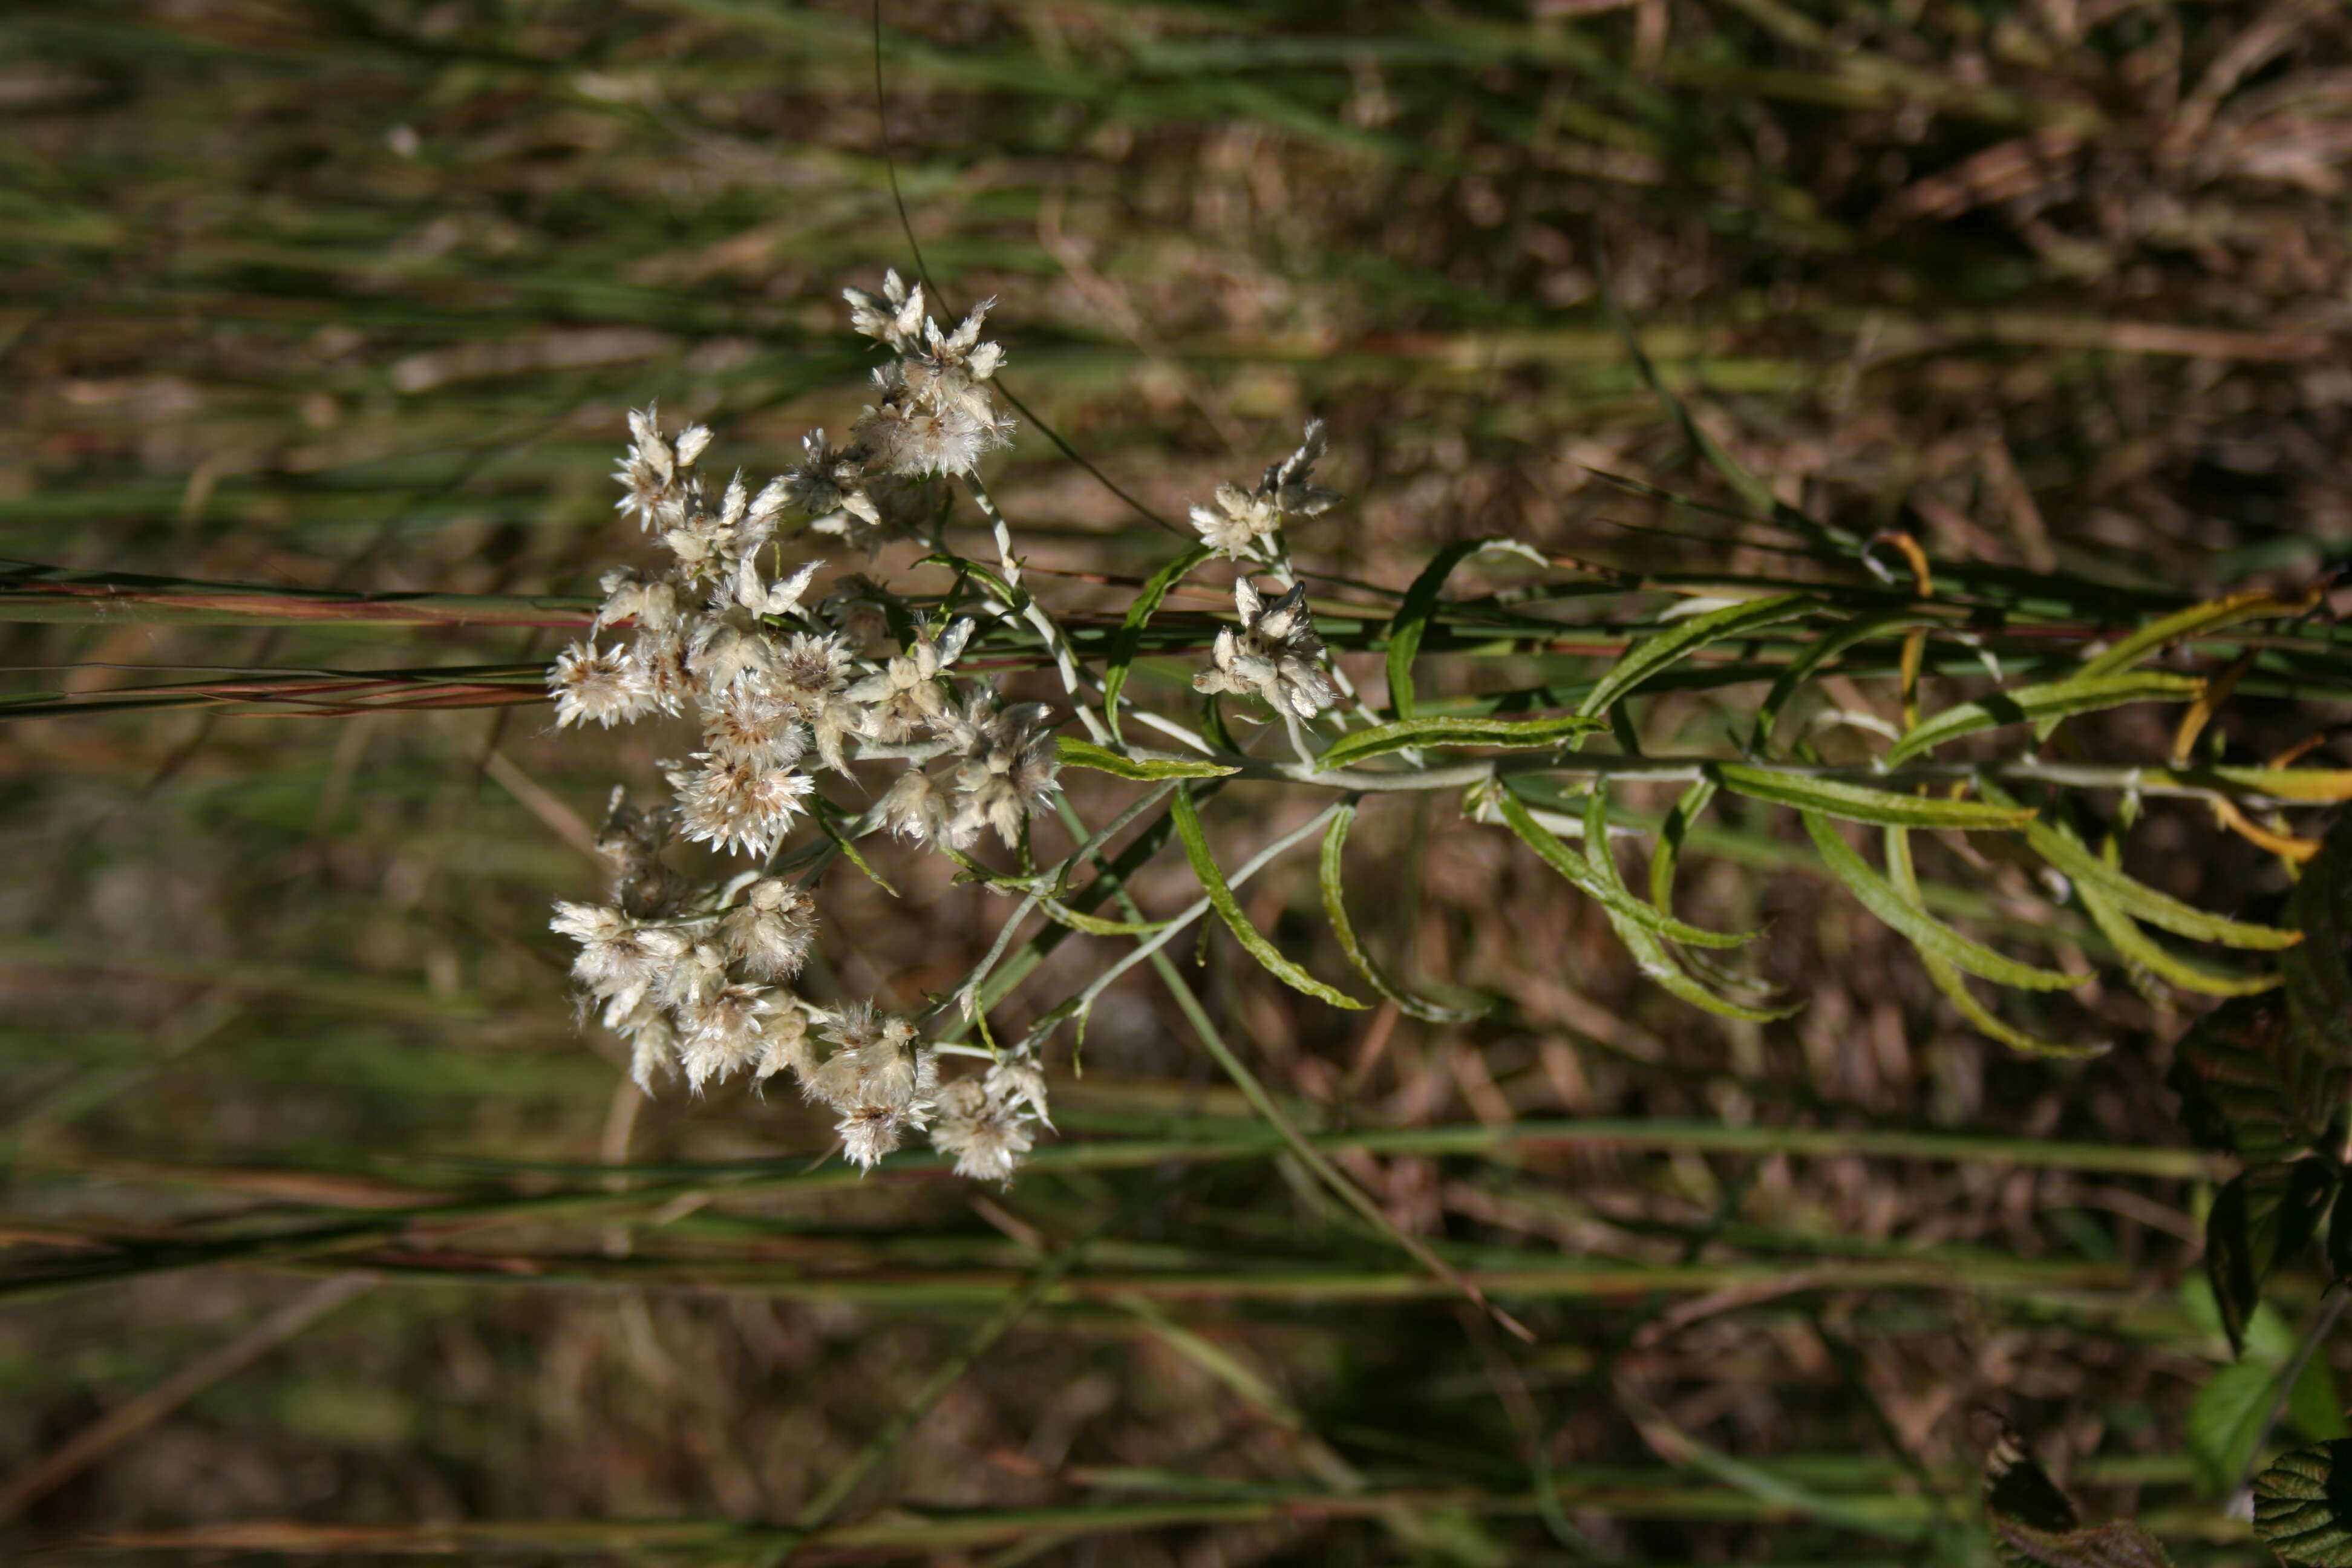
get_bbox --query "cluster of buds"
[1194,578,1339,720]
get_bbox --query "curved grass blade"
[1497,789,1758,949]
[1576,594,1816,719]
[1103,543,1212,743]
[1319,713,1603,770]
[1581,790,1796,1023]
[1977,784,2301,952]
[1170,786,1365,1011]
[1318,803,1486,1024]
[1887,827,2105,1058]
[1058,738,1238,781]
[1803,813,2083,991]
[1886,672,2202,763]
[1716,765,2033,831]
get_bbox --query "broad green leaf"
[1581,790,1795,1023]
[1169,786,1365,1011]
[1103,543,1212,743]
[2256,1442,2352,1566]
[1057,737,1239,782]
[1886,828,2103,1059]
[1497,789,1759,949]
[2189,1358,2286,1497]
[2207,1160,2339,1357]
[1384,538,1508,721]
[2167,994,2341,1165]
[2286,820,2352,1075]
[1576,594,1816,719]
[1037,899,1172,938]
[1318,713,1604,769]
[1318,805,1487,1024]
[1982,1419,2177,1568]
[1802,814,2083,991]
[1887,671,2203,763]
[2076,880,2280,998]
[1976,784,2301,951]
[1716,765,2033,831]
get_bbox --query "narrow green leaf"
[1318,803,1486,1024]
[1582,790,1795,1023]
[1384,538,1497,721]
[1649,776,1718,917]
[2077,880,2281,998]
[1886,828,2103,1059]
[1057,737,1239,781]
[1576,594,1816,719]
[2256,1441,2352,1567]
[1037,899,1172,938]
[2081,588,2318,682]
[1169,786,1365,1011]
[1496,789,1757,949]
[1716,765,2033,831]
[1103,543,1212,743]
[1886,671,2203,763]
[1977,784,2301,951]
[1318,713,1603,769]
[1802,814,2082,991]
[815,811,899,897]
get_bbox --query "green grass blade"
[1103,543,1212,744]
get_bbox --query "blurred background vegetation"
[4,0,2352,1562]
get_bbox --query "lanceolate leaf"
[2207,1160,2340,1357]
[1169,786,1366,1011]
[1750,612,1929,754]
[1317,713,1604,769]
[1576,594,1817,719]
[1802,815,2082,991]
[1103,543,1212,743]
[1716,765,2033,831]
[1886,828,2103,1059]
[1057,738,1239,782]
[1037,900,1172,938]
[1886,671,2204,763]
[1318,805,1486,1023]
[1497,789,1759,949]
[2255,1441,2352,1566]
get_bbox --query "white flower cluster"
[543,282,1055,1178]
[1194,578,1339,720]
[1187,419,1340,560]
